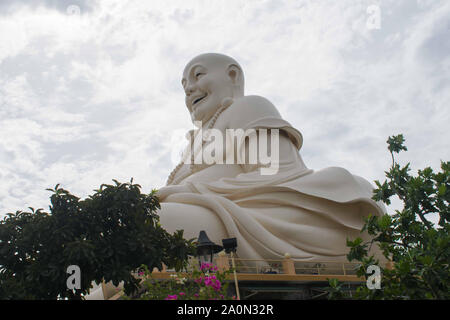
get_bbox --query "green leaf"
[387,134,407,154]
[378,214,392,230]
[438,184,446,196]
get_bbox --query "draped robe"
[160,96,386,263]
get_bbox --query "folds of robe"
[162,115,386,265]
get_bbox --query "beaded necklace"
[166,98,233,185]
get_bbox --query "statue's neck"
[195,108,221,130]
[194,97,237,131]
[202,116,215,130]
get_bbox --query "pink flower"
[200,262,219,273]
[179,292,185,296]
[200,262,209,271]
[212,280,221,291]
[194,293,199,298]
[165,294,178,300]
[194,277,203,284]
[202,275,222,292]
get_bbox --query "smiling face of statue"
[182,53,244,125]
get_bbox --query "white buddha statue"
[156,53,385,264]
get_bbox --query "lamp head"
[196,231,223,263]
[222,237,237,253]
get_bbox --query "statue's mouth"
[192,93,208,108]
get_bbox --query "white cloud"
[0,0,448,226]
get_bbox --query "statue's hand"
[155,184,192,201]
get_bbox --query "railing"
[104,256,363,300]
[154,255,362,276]
[293,262,361,276]
[229,258,284,274]
[223,257,361,276]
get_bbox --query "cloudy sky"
[0,0,449,221]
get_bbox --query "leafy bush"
[0,179,196,300]
[126,262,236,300]
[328,135,449,299]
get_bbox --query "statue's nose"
[185,83,196,96]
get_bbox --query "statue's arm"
[224,95,281,130]
[223,95,301,173]
[239,129,300,173]
[156,184,194,201]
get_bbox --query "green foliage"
[328,134,449,299]
[326,278,347,300]
[387,134,407,156]
[0,179,196,300]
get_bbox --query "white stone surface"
[157,53,386,263]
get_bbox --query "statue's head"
[182,53,244,124]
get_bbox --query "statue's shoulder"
[223,95,282,129]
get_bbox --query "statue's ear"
[227,64,242,85]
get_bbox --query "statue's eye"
[195,72,204,79]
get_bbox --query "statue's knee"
[157,202,228,244]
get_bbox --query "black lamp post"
[196,232,240,300]
[196,231,223,265]
[222,238,237,253]
[222,237,240,300]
